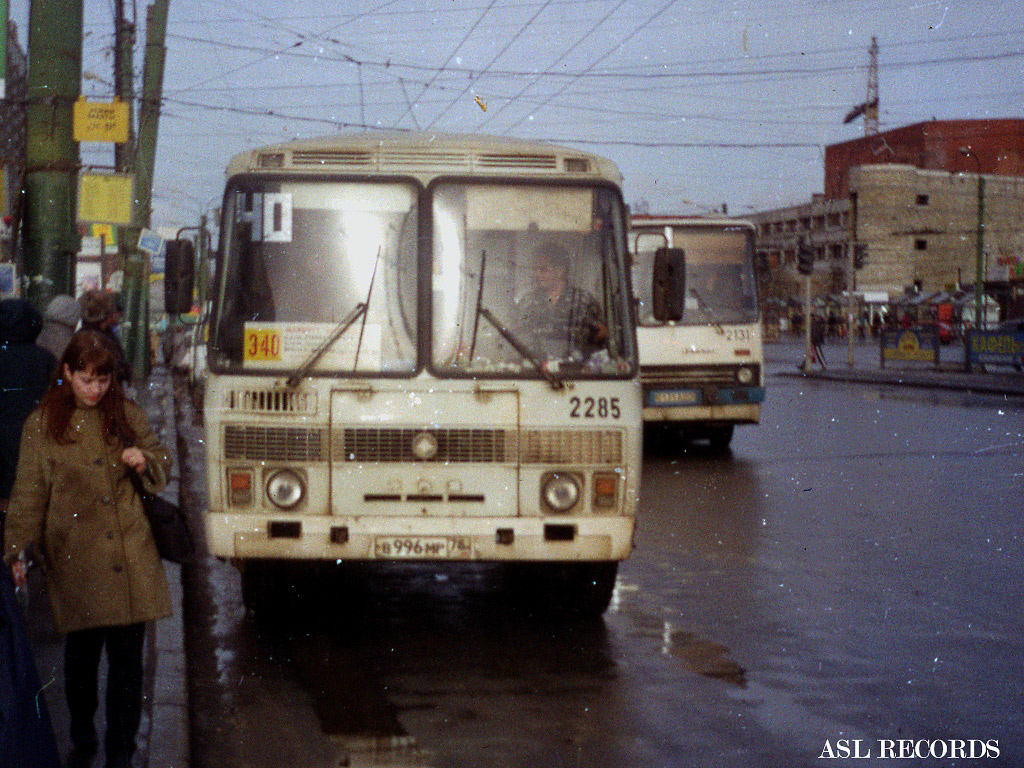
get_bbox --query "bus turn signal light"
[228,470,253,506]
[593,473,618,508]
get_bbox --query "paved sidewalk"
[769,337,1024,398]
[137,367,189,768]
[23,366,188,768]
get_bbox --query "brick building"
[752,119,1024,321]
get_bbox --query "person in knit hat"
[35,294,81,361]
[78,289,131,386]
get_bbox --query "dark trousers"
[64,623,146,764]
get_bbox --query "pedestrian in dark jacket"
[4,329,172,768]
[0,566,62,768]
[810,316,827,370]
[0,299,57,539]
[36,294,81,360]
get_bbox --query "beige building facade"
[851,164,1024,296]
[752,120,1024,321]
[752,165,1024,315]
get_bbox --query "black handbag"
[127,471,194,565]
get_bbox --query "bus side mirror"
[165,239,196,315]
[652,246,686,321]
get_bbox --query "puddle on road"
[663,627,747,687]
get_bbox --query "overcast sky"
[8,0,1024,228]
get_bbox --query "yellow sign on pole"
[78,172,135,225]
[73,98,130,143]
[91,223,116,246]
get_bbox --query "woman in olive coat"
[4,329,171,768]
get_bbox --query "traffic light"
[854,243,867,270]
[797,242,814,275]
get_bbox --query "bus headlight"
[736,366,754,384]
[266,469,304,509]
[541,473,581,513]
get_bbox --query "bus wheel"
[506,562,618,617]
[241,561,280,618]
[706,425,734,451]
[565,562,618,617]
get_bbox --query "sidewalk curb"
[777,367,1024,397]
[138,369,189,768]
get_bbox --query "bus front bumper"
[642,402,761,424]
[205,513,635,562]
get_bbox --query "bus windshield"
[432,182,633,377]
[632,225,758,327]
[211,180,419,373]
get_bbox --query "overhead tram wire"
[166,0,403,98]
[390,0,500,130]
[164,32,1024,91]
[424,0,554,130]
[498,0,678,135]
[158,91,829,146]
[534,137,821,148]
[474,0,629,132]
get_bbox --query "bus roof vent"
[476,153,558,170]
[291,150,374,168]
[225,389,318,414]
[563,156,590,173]
[380,150,470,169]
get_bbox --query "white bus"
[199,132,641,614]
[628,215,763,449]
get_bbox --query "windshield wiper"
[468,250,487,360]
[353,246,383,371]
[285,303,367,387]
[286,246,383,387]
[688,288,724,335]
[478,306,563,390]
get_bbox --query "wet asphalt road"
[178,352,1024,767]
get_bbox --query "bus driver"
[515,241,607,363]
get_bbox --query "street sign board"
[966,330,1024,369]
[138,228,165,258]
[880,328,940,368]
[78,172,134,225]
[92,223,116,247]
[73,98,130,143]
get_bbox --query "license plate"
[651,389,698,405]
[373,536,472,559]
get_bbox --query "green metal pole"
[122,0,169,382]
[135,0,168,231]
[974,174,985,329]
[23,0,82,312]
[113,0,135,174]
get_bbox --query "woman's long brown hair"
[40,329,135,445]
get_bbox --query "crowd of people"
[1,289,170,768]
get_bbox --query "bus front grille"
[224,425,326,461]
[336,428,507,463]
[641,365,756,387]
[514,429,622,464]
[332,428,622,465]
[225,388,318,414]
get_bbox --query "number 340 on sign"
[243,328,282,361]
